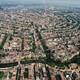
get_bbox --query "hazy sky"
[0,0,80,6]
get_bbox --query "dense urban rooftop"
[0,6,80,80]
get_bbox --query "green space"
[23,68,29,78]
[20,56,67,68]
[21,57,33,64]
[16,67,21,80]
[35,28,53,61]
[0,71,4,80]
[47,61,67,69]
[66,53,80,65]
[30,33,36,53]
[0,34,8,50]
[45,66,51,80]
[0,62,18,68]
[31,42,36,53]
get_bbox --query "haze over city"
[0,0,80,7]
